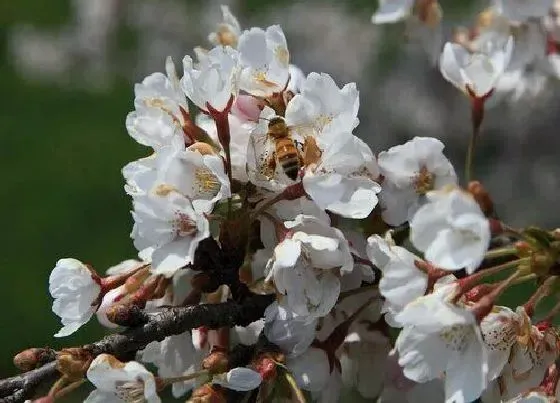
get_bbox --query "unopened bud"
[252,356,277,381]
[124,268,150,293]
[231,95,264,122]
[56,348,92,381]
[14,348,55,371]
[188,384,227,403]
[468,181,494,216]
[202,349,229,374]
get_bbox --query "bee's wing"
[246,131,276,181]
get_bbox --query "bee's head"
[267,117,288,138]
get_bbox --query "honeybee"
[266,117,301,180]
[248,115,321,184]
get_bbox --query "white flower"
[123,141,230,214]
[339,229,376,289]
[212,368,262,391]
[131,193,209,277]
[545,2,560,42]
[285,72,359,144]
[493,0,554,23]
[303,134,381,219]
[371,0,415,24]
[86,354,161,403]
[340,331,391,399]
[371,0,442,65]
[480,306,520,382]
[259,197,330,252]
[499,321,559,400]
[238,25,290,97]
[126,57,187,150]
[395,284,489,403]
[196,113,254,182]
[410,188,491,274]
[378,352,445,403]
[312,367,343,403]
[141,332,201,398]
[181,46,240,113]
[439,36,514,97]
[286,347,331,393]
[208,5,241,47]
[366,234,428,327]
[263,302,317,357]
[287,64,306,93]
[266,214,353,318]
[49,258,101,337]
[378,137,457,226]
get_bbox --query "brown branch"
[0,293,274,403]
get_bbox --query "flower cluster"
[12,2,560,403]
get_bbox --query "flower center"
[253,70,278,88]
[314,114,333,133]
[439,324,473,352]
[143,98,182,128]
[413,166,435,194]
[194,168,221,199]
[115,380,146,403]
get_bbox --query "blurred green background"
[1,0,555,401]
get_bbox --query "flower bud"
[14,348,55,371]
[231,95,264,122]
[468,181,494,216]
[124,267,150,293]
[56,348,93,381]
[202,348,229,374]
[252,356,277,381]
